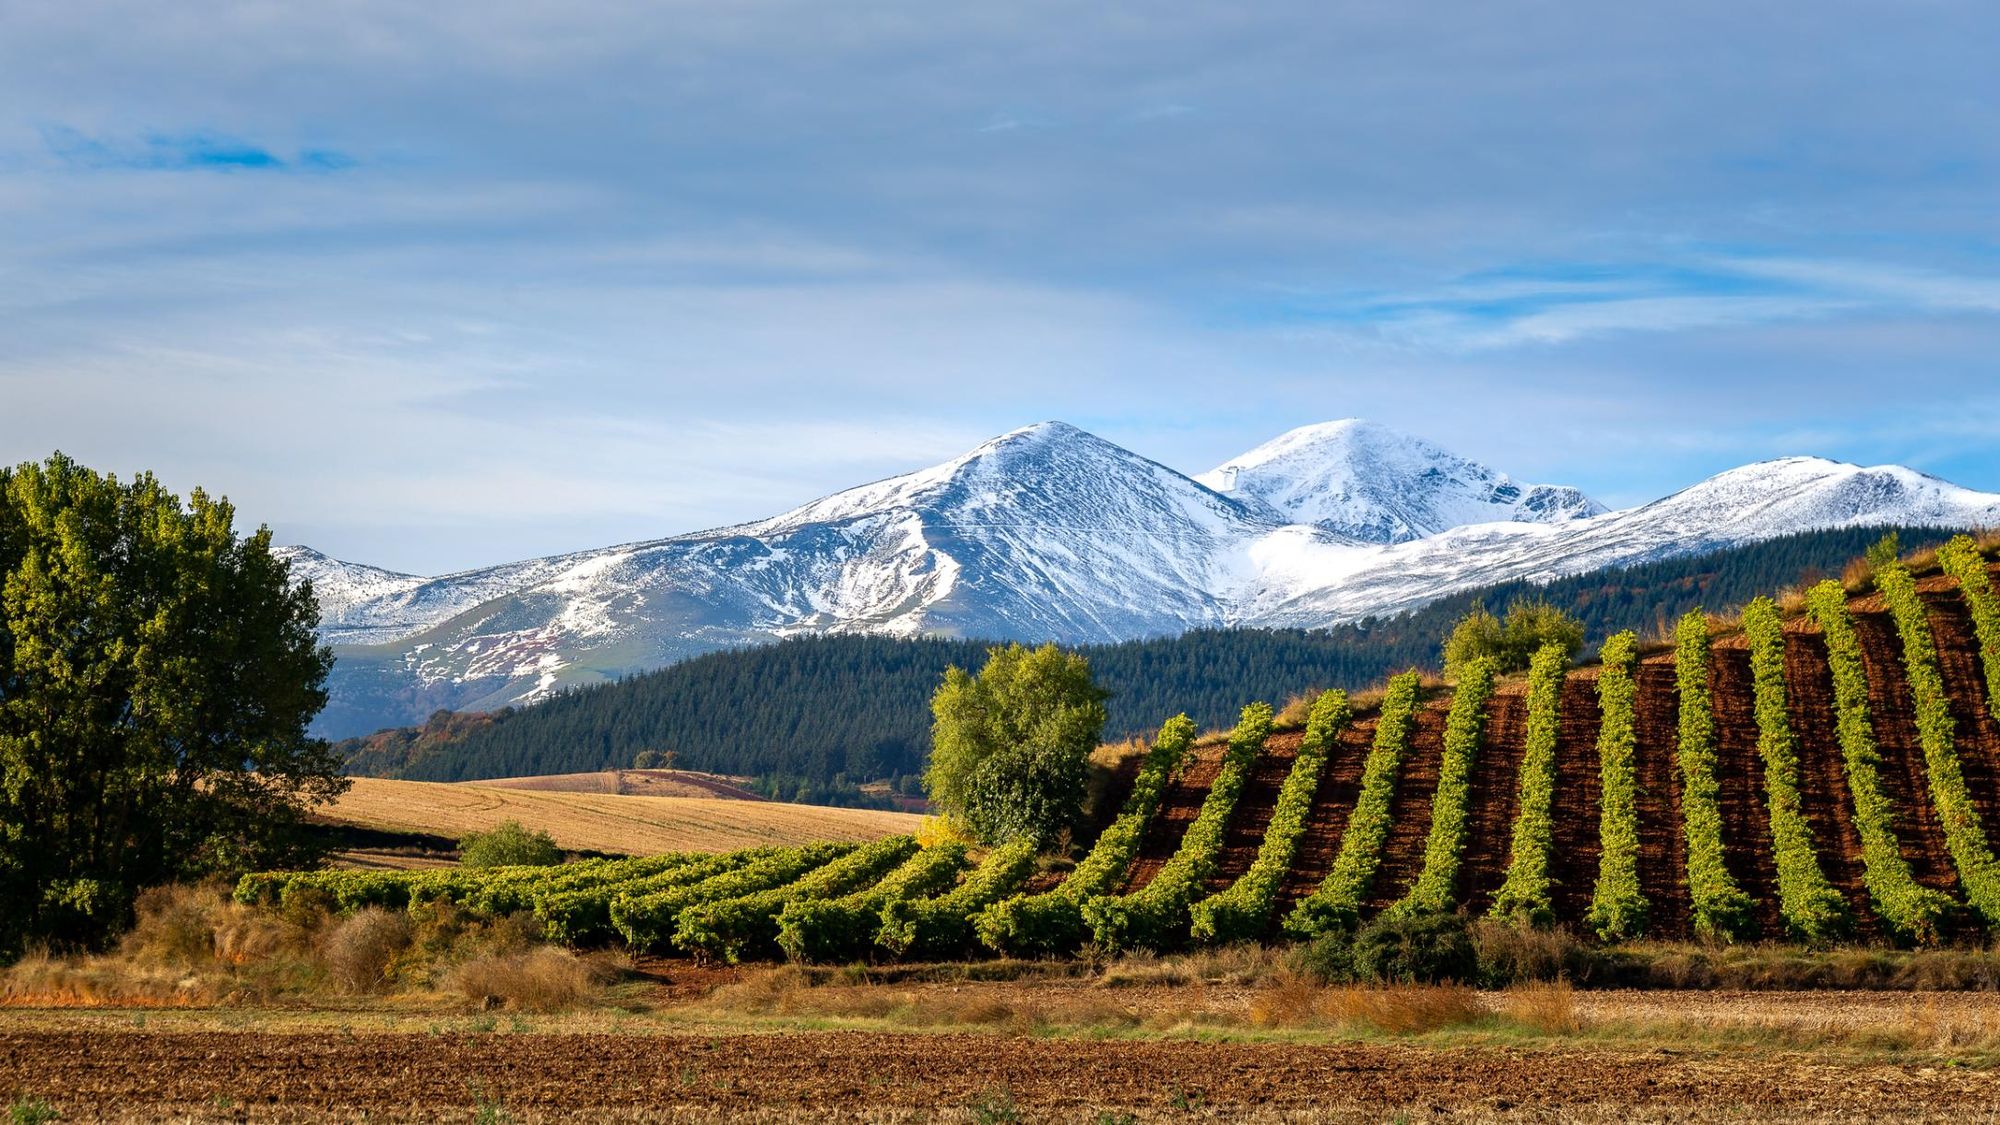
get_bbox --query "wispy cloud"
[40,126,355,173]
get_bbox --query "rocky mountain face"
[286,420,2000,737]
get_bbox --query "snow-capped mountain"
[1197,419,1604,541]
[289,421,2000,737]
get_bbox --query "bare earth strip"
[322,777,922,855]
[3,1024,1996,1123]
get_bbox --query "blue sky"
[3,1,1998,574]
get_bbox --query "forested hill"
[339,525,1955,790]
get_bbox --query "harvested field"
[320,777,922,856]
[470,768,769,801]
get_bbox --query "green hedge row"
[538,851,773,944]
[877,837,1038,960]
[974,715,1199,958]
[1586,632,1649,941]
[1743,596,1850,943]
[1084,702,1276,953]
[776,843,969,963]
[672,836,921,962]
[1386,662,1495,919]
[1674,611,1756,941]
[1938,536,2000,727]
[1805,581,1956,944]
[1283,670,1423,939]
[609,843,855,952]
[1190,691,1353,944]
[1877,560,2000,927]
[1488,643,1570,928]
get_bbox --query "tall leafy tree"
[926,643,1108,845]
[0,453,345,953]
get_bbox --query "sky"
[3,1,1998,575]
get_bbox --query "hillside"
[342,525,1959,786]
[317,777,921,857]
[288,419,2000,737]
[1104,540,2000,940]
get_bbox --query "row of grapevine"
[234,853,702,918]
[1743,597,1850,942]
[1804,581,1956,943]
[878,838,1039,960]
[1386,662,1494,918]
[1938,535,2000,726]
[1674,612,1757,941]
[673,836,922,962]
[610,843,856,951]
[540,851,773,944]
[974,715,1198,958]
[1189,690,1353,943]
[1876,560,2000,927]
[1488,644,1569,927]
[1283,670,1423,939]
[1083,703,1276,953]
[776,843,969,963]
[1585,632,1648,940]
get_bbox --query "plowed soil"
[1632,655,1691,935]
[1461,689,1528,914]
[8,1025,1999,1123]
[1709,641,1787,937]
[1273,715,1374,911]
[1924,591,2000,842]
[1363,701,1447,912]
[1120,740,1226,891]
[1783,628,1879,938]
[1549,672,1606,922]
[1205,731,1299,891]
[1850,610,1964,898]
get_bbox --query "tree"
[925,643,1109,846]
[0,453,345,955]
[458,820,563,868]
[1442,597,1583,679]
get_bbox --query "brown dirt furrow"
[1461,688,1528,915]
[1549,671,1606,925]
[1851,610,1964,898]
[1274,715,1375,909]
[1922,589,2000,841]
[1205,731,1301,891]
[1709,642,1786,937]
[1632,655,1691,937]
[1119,740,1226,892]
[1781,629,1880,939]
[5,1027,2000,1120]
[1362,701,1447,913]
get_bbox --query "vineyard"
[241,539,2000,955]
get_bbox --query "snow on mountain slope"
[292,423,2000,739]
[1196,419,1603,542]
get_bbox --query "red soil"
[1782,628,1880,939]
[1631,655,1691,935]
[1548,672,1607,924]
[1460,689,1528,914]
[1707,641,1787,938]
[1362,701,1447,912]
[1118,739,1226,892]
[1273,715,1375,911]
[1205,730,1301,891]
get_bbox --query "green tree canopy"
[458,820,563,868]
[925,642,1109,846]
[1441,597,1584,680]
[0,453,345,954]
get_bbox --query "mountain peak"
[1197,419,1604,542]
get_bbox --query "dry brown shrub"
[447,946,604,1011]
[1498,981,1582,1034]
[1317,984,1483,1034]
[123,884,223,968]
[1275,692,1319,728]
[1774,585,1809,615]
[0,946,222,1008]
[1472,919,1586,984]
[1841,556,1876,593]
[319,908,411,994]
[1099,944,1281,989]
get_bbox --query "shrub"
[1805,581,1957,944]
[1585,632,1649,940]
[1191,692,1352,944]
[319,908,412,993]
[1938,535,2000,726]
[1289,931,1356,983]
[777,843,968,963]
[1386,662,1495,919]
[1877,560,2000,927]
[1083,703,1275,953]
[459,821,563,869]
[1743,597,1850,943]
[1673,611,1757,942]
[877,838,1038,960]
[673,836,920,962]
[610,844,854,952]
[1350,911,1478,984]
[1284,671,1423,939]
[1442,598,1584,680]
[975,715,1198,957]
[1488,644,1569,928]
[447,946,604,1011]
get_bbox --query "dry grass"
[319,909,411,994]
[326,776,923,856]
[447,947,610,1011]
